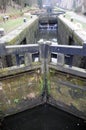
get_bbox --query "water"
[37,29,58,44]
[1,104,86,130]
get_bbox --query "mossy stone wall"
[0,16,38,45]
[58,16,83,45]
[0,16,39,68]
[57,16,85,67]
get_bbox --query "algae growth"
[0,69,42,112]
[49,69,86,113]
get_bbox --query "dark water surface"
[1,104,86,130]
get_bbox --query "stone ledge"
[0,16,38,45]
[0,40,6,55]
[58,15,86,44]
[49,64,86,78]
[0,64,41,78]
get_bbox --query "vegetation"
[63,12,86,30]
[0,0,39,34]
[49,69,86,112]
[0,0,31,12]
[0,0,39,13]
[0,70,42,111]
[0,16,30,33]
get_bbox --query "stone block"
[23,18,27,22]
[3,15,9,22]
[0,58,3,68]
[0,28,5,36]
[57,53,64,66]
[0,40,6,55]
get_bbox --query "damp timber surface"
[1,104,86,130]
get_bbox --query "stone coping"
[49,63,86,78]
[0,64,41,78]
[0,16,38,45]
[58,15,86,43]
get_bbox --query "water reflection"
[3,104,86,130]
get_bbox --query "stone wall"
[57,15,86,67]
[0,16,39,68]
[58,15,85,45]
[0,16,38,45]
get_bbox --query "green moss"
[1,16,38,45]
[59,16,83,45]
[65,13,86,30]
[49,69,86,113]
[0,69,42,111]
[0,68,9,76]
[14,99,19,104]
[39,76,43,92]
[32,62,41,65]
